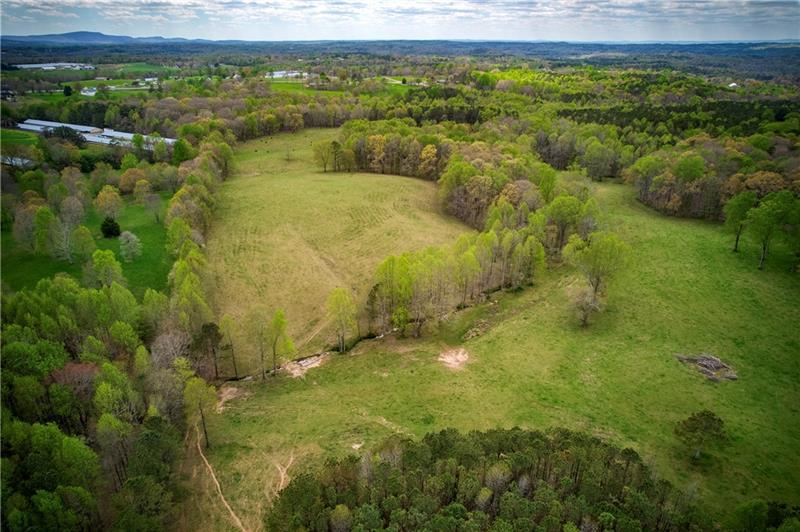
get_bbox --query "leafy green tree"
[581,138,614,180]
[746,190,795,269]
[198,322,223,379]
[313,141,334,172]
[547,195,583,250]
[71,225,96,261]
[120,153,138,171]
[730,499,768,532]
[673,153,706,183]
[563,231,630,300]
[166,217,192,256]
[183,377,216,448]
[723,191,757,252]
[330,504,353,532]
[172,139,196,165]
[86,249,125,287]
[112,475,173,531]
[94,185,123,220]
[674,410,727,460]
[327,288,356,353]
[267,309,294,376]
[34,206,57,255]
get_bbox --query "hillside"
[185,167,800,531]
[205,129,469,366]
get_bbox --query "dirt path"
[273,452,295,496]
[195,424,249,532]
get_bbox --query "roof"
[19,119,177,147]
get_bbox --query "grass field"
[1,129,38,148]
[1,194,171,299]
[186,169,800,531]
[205,129,469,365]
[268,80,345,96]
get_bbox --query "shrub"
[101,217,121,238]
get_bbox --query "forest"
[1,36,799,532]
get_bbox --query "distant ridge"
[2,31,799,46]
[2,31,203,45]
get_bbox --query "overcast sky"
[2,0,799,42]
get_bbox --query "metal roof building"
[18,119,176,148]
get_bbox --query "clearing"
[184,172,800,531]
[205,128,469,369]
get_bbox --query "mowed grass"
[190,180,800,532]
[1,194,171,298]
[1,129,38,147]
[205,129,469,363]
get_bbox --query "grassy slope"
[1,129,38,147]
[1,194,171,298]
[192,180,800,532]
[205,129,469,362]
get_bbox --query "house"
[80,87,97,97]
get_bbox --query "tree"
[86,249,125,287]
[746,190,794,269]
[101,217,121,238]
[673,153,706,183]
[724,191,757,252]
[327,288,356,353]
[71,225,96,261]
[63,85,73,96]
[730,500,768,532]
[144,193,162,222]
[133,179,151,204]
[34,206,58,255]
[674,410,727,460]
[220,315,239,379]
[119,231,142,262]
[564,232,629,300]
[166,217,192,256]
[547,195,583,251]
[184,377,216,448]
[172,139,196,165]
[120,153,138,171]
[418,144,438,179]
[198,322,223,379]
[581,138,614,180]
[253,309,294,379]
[59,196,85,229]
[313,141,334,172]
[94,185,123,220]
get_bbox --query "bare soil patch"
[463,319,490,340]
[676,353,738,382]
[438,347,470,370]
[284,353,330,378]
[216,385,250,413]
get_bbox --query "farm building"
[18,119,176,147]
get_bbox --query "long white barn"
[18,119,176,148]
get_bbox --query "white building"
[18,119,176,148]
[80,87,97,97]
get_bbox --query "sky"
[2,0,799,42]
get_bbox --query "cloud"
[2,0,798,40]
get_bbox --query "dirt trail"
[273,452,295,495]
[195,424,249,532]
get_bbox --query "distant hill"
[2,31,198,45]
